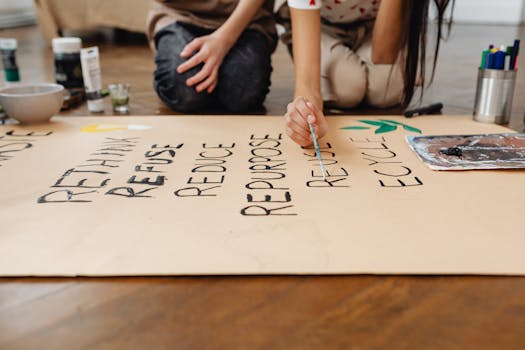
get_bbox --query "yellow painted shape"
[81,124,151,133]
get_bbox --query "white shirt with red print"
[288,0,381,23]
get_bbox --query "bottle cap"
[5,69,20,82]
[52,37,82,54]
[0,38,17,50]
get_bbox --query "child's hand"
[284,96,328,147]
[177,33,232,94]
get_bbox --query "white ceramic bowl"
[0,83,64,124]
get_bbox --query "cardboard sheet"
[0,115,524,276]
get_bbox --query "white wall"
[0,0,35,28]
[0,0,33,11]
[452,0,524,24]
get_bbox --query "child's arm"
[371,0,404,64]
[291,7,322,110]
[177,0,265,94]
[285,3,328,147]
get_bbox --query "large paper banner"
[0,116,524,276]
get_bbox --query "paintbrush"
[308,122,327,181]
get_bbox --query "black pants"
[153,22,272,113]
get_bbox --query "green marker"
[480,49,489,69]
[308,122,327,181]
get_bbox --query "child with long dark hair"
[279,0,454,146]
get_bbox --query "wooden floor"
[1,23,525,349]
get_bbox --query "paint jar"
[473,68,517,125]
[0,38,20,83]
[52,37,84,92]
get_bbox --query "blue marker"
[486,52,495,69]
[493,47,506,70]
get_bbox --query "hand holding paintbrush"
[284,96,328,147]
[284,96,328,180]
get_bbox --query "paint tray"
[406,133,525,170]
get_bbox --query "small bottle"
[80,47,105,112]
[0,38,20,83]
[52,37,84,93]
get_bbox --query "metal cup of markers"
[473,68,517,125]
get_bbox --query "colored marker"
[480,49,489,69]
[486,52,495,69]
[308,122,327,181]
[510,39,520,70]
[493,46,506,70]
[404,102,443,118]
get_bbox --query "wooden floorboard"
[1,276,525,349]
[1,22,525,349]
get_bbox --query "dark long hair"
[401,0,455,108]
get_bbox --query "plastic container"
[0,38,20,82]
[52,37,84,91]
[80,46,104,112]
